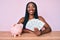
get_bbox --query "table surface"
[0,31,60,40]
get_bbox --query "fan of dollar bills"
[26,18,45,31]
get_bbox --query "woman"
[17,2,52,36]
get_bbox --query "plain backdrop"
[0,0,60,31]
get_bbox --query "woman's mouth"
[30,11,33,13]
[29,10,34,14]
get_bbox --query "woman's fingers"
[34,27,41,36]
[34,27,39,31]
[41,27,45,31]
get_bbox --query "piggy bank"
[10,23,23,37]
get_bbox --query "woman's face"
[27,3,35,15]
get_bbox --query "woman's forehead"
[28,3,35,7]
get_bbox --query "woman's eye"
[32,5,35,8]
[28,6,30,8]
[28,6,35,9]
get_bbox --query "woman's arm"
[31,16,51,36]
[39,16,52,34]
[23,29,33,33]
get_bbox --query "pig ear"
[11,24,16,27]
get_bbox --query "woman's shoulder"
[17,17,25,24]
[38,16,46,22]
[19,17,25,22]
[38,16,44,20]
[20,17,25,20]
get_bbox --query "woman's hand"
[41,27,45,31]
[34,27,41,36]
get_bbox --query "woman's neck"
[29,14,34,20]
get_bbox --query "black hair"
[23,2,38,29]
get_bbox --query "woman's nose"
[29,7,33,10]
